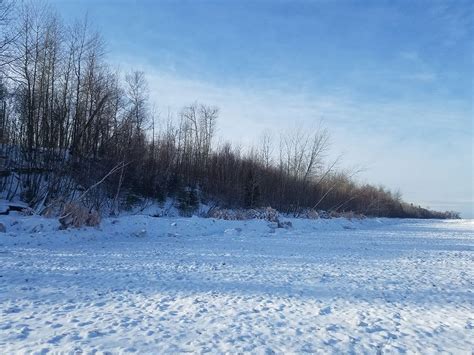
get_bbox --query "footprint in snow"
[326,324,339,332]
[4,306,21,314]
[366,324,385,333]
[87,330,105,338]
[16,326,31,340]
[384,332,398,340]
[323,338,340,345]
[48,334,66,344]
[319,306,331,315]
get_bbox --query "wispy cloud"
[399,51,420,62]
[428,0,474,47]
[403,72,437,83]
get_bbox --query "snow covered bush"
[259,207,280,223]
[296,209,320,219]
[277,220,293,229]
[207,207,240,220]
[328,211,366,220]
[318,210,331,219]
[207,206,281,223]
[58,203,101,229]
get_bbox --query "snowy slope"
[0,215,473,353]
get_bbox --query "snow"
[0,214,473,353]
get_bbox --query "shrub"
[124,193,141,211]
[177,187,199,216]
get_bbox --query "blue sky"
[52,0,473,217]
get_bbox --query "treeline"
[0,2,459,219]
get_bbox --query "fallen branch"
[74,161,129,204]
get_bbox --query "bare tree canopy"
[0,1,457,220]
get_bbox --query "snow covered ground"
[0,214,473,353]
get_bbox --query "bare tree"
[259,129,273,169]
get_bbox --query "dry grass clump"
[59,203,101,229]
